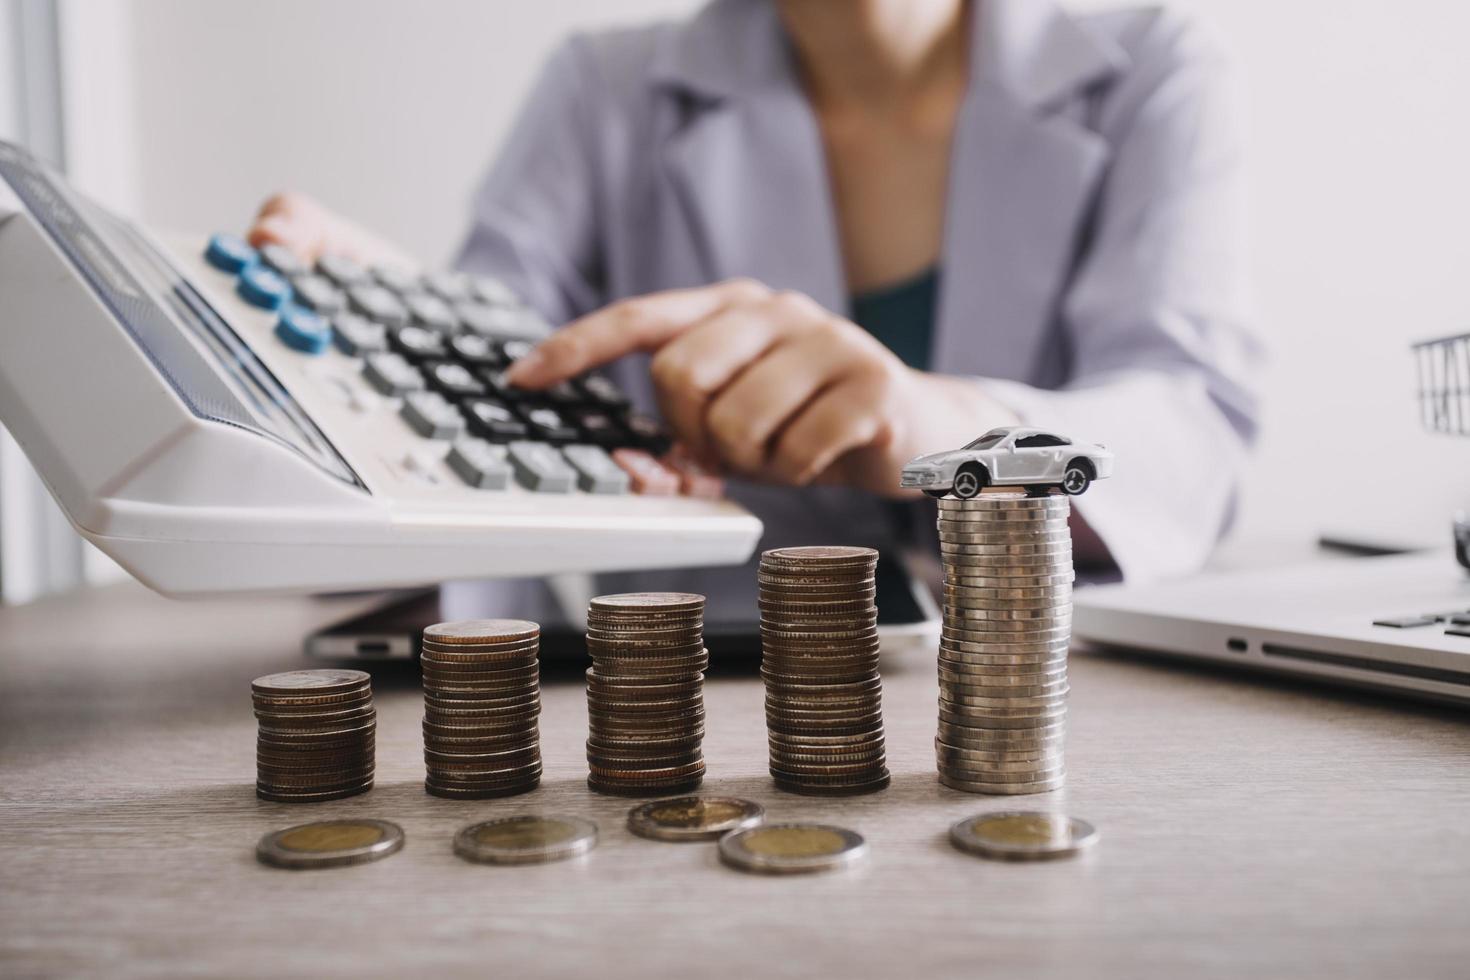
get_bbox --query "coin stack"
[935,494,1073,794]
[584,593,708,796]
[253,669,376,803]
[420,619,543,799]
[759,546,890,795]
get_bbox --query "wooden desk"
[2,582,1468,978]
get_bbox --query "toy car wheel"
[922,489,949,499]
[1061,463,1091,496]
[952,465,987,500]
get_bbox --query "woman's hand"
[505,279,1017,496]
[245,192,416,270]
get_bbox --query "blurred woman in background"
[250,0,1261,602]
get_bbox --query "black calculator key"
[479,367,528,401]
[500,338,537,362]
[463,398,529,442]
[259,243,310,279]
[363,352,425,396]
[292,274,345,315]
[447,438,512,490]
[570,408,627,447]
[404,292,458,333]
[348,284,409,328]
[389,325,448,362]
[332,312,387,355]
[543,380,584,405]
[371,265,419,295]
[578,373,630,411]
[625,412,673,454]
[400,391,465,440]
[424,361,487,399]
[449,333,505,368]
[423,271,471,302]
[519,405,580,444]
[317,253,369,288]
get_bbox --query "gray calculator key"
[423,271,470,302]
[507,441,575,493]
[404,292,458,333]
[292,274,345,315]
[348,284,409,328]
[401,391,465,440]
[259,243,310,279]
[447,438,512,490]
[454,302,548,340]
[332,312,387,355]
[372,265,419,295]
[561,444,630,494]
[363,352,425,396]
[470,276,518,307]
[317,253,369,288]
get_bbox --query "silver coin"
[452,815,598,865]
[949,811,1098,861]
[936,529,1073,546]
[255,819,403,870]
[627,796,766,842]
[938,641,1071,660]
[936,494,1070,511]
[717,823,868,875]
[944,572,1075,589]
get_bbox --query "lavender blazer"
[455,0,1263,596]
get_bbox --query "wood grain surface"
[2,582,1468,979]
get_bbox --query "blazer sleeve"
[981,18,1265,583]
[453,37,606,324]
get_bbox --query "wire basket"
[1413,332,1470,567]
[1413,331,1470,436]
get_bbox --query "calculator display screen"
[0,141,365,491]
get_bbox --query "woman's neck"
[775,0,968,109]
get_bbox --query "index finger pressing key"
[505,280,768,388]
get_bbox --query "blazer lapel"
[933,0,1128,382]
[662,92,846,314]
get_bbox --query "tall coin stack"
[421,619,543,799]
[253,669,375,803]
[759,546,891,796]
[935,493,1073,794]
[585,593,708,796]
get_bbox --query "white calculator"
[0,140,762,596]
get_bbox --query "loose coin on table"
[453,815,598,865]
[256,819,404,870]
[949,811,1099,861]
[627,796,766,842]
[718,822,868,875]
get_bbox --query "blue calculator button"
[274,306,332,354]
[238,265,291,310]
[204,233,256,273]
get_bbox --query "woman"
[250,0,1262,593]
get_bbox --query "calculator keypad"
[208,238,700,499]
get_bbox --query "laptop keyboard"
[1373,611,1470,637]
[205,232,700,497]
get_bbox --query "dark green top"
[848,266,939,370]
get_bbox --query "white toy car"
[900,426,1113,499]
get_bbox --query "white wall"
[65,0,1470,557]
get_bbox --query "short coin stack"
[759,546,890,795]
[253,669,376,803]
[585,593,708,796]
[421,619,542,799]
[935,493,1073,794]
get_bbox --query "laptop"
[1074,548,1470,706]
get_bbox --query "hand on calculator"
[248,191,415,272]
[506,280,1018,497]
